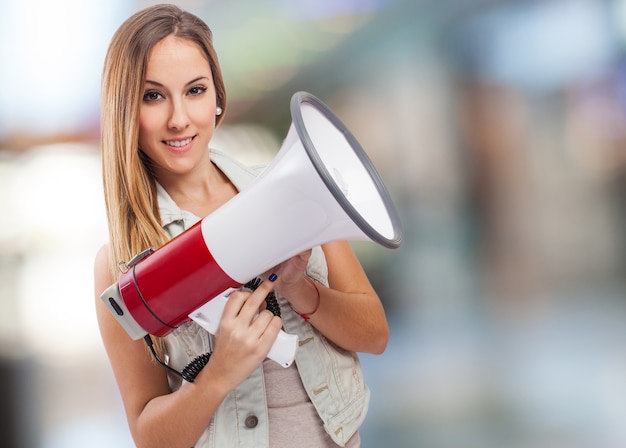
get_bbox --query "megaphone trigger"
[188,288,234,335]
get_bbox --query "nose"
[168,98,190,130]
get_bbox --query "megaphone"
[100,92,402,366]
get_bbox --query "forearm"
[285,276,389,354]
[129,365,229,448]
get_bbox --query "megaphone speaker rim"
[290,91,403,249]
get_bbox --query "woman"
[94,4,389,447]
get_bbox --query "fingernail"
[269,273,278,282]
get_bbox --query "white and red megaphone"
[100,92,402,367]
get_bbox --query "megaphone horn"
[101,91,403,343]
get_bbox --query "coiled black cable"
[144,335,211,383]
[181,352,212,382]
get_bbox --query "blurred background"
[0,0,625,446]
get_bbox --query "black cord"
[132,266,177,331]
[181,353,211,382]
[143,335,211,383]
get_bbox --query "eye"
[188,86,208,96]
[143,90,163,103]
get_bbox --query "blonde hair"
[101,4,226,276]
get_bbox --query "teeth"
[166,137,192,147]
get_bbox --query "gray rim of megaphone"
[291,91,403,249]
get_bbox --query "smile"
[164,136,194,147]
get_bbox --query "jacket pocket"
[318,336,365,405]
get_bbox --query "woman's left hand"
[263,249,312,295]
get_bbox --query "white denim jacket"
[157,148,370,447]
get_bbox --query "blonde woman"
[94,4,389,447]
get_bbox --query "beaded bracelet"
[289,276,321,322]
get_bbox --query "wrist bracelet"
[289,276,321,322]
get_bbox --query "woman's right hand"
[199,278,282,392]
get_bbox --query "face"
[138,35,219,179]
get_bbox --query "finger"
[259,268,280,283]
[250,309,275,333]
[237,275,278,322]
[250,311,282,342]
[221,289,250,320]
[256,314,283,347]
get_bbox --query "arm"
[94,245,281,448]
[273,241,389,354]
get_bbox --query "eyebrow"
[144,76,210,87]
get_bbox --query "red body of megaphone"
[101,92,403,340]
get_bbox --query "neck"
[158,158,238,218]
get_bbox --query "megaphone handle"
[266,330,299,368]
[189,289,299,368]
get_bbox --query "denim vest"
[157,148,370,447]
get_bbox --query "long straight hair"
[101,4,226,277]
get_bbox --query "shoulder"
[94,244,109,271]
[94,244,114,286]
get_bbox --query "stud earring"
[216,107,223,116]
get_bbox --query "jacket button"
[245,414,258,428]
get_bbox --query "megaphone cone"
[101,92,403,341]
